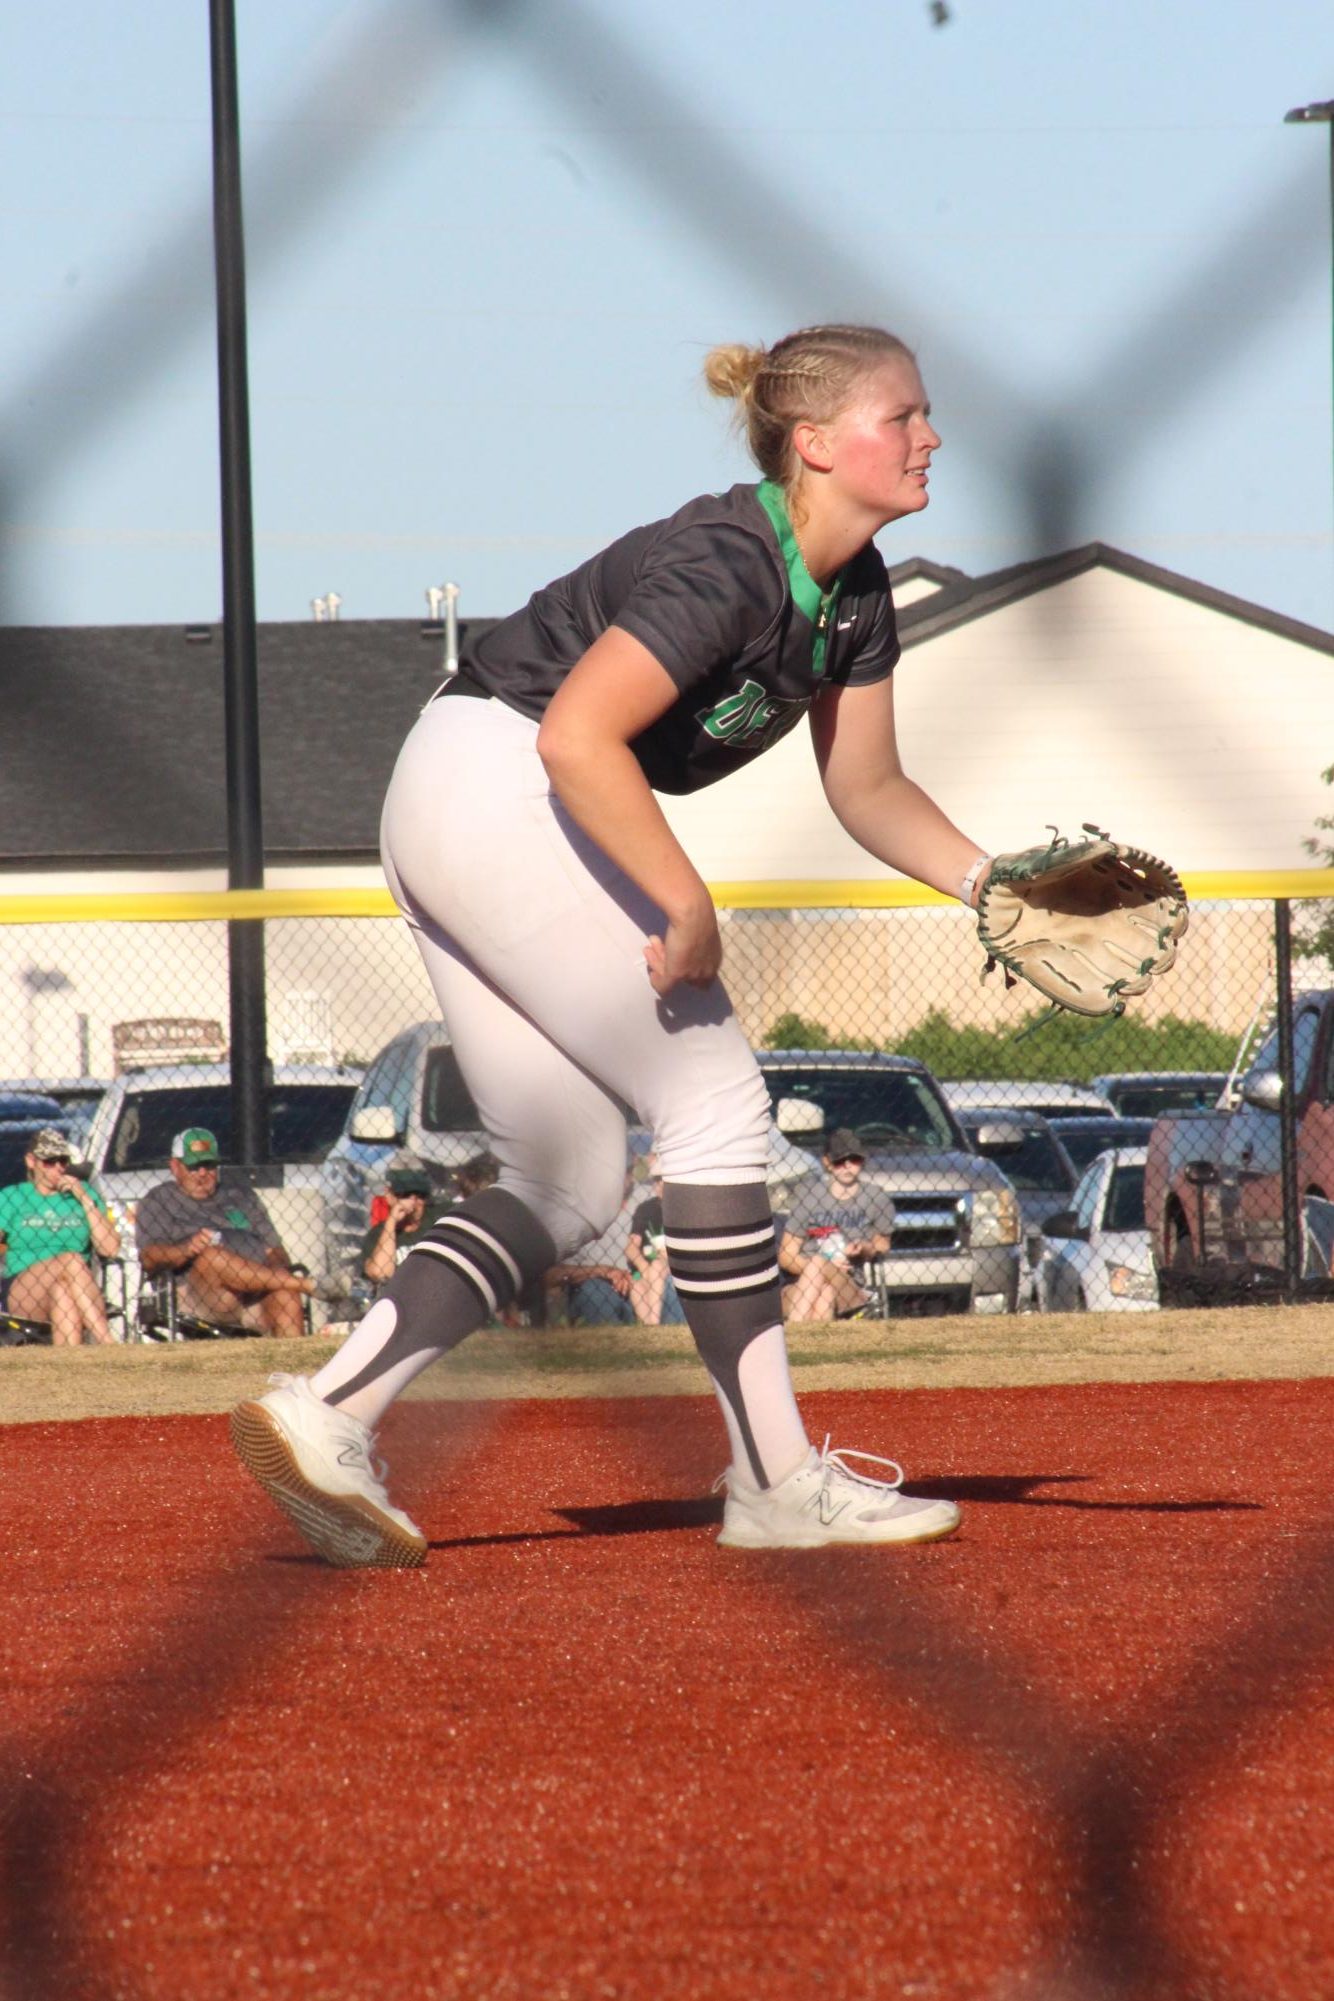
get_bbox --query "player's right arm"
[537,628,719,993]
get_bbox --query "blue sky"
[2,0,1332,631]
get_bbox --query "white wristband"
[959,855,990,907]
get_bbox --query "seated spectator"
[361,1155,443,1284]
[546,1169,638,1325]
[626,1171,684,1325]
[0,1127,121,1345]
[779,1127,895,1323]
[453,1151,501,1201]
[135,1127,323,1338]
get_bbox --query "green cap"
[172,1127,220,1166]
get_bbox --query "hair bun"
[702,342,765,403]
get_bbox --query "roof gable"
[897,542,1334,657]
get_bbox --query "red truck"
[1145,991,1334,1294]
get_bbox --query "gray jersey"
[135,1172,282,1267]
[459,481,899,795]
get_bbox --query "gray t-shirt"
[135,1172,282,1268]
[459,481,899,795]
[781,1175,897,1261]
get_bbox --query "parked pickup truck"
[1144,991,1334,1294]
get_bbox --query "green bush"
[762,1007,1234,1083]
[763,1012,874,1052]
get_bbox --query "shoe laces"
[817,1434,905,1497]
[713,1436,906,1500]
[268,1373,394,1501]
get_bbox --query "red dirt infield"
[2,1376,1334,2000]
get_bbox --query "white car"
[1037,1145,1159,1312]
[943,1078,1116,1120]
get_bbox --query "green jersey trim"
[755,479,845,678]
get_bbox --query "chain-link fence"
[0,878,1328,1339]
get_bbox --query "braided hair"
[703,324,914,484]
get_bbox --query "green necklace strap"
[755,480,844,677]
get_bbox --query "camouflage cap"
[30,1127,73,1162]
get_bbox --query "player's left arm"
[810,676,989,905]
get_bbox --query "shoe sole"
[718,1506,961,1550]
[230,1400,427,1569]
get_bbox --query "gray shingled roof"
[3,616,498,867]
[6,544,1328,866]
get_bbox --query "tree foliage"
[761,1007,1234,1084]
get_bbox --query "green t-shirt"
[0,1180,108,1281]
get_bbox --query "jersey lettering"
[695,677,806,753]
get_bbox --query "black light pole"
[1282,99,1334,1294]
[210,0,268,1168]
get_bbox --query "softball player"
[232,323,993,1567]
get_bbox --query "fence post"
[1273,899,1302,1301]
[210,0,269,1166]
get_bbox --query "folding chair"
[134,1267,313,1342]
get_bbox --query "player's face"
[823,357,940,521]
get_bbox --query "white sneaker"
[717,1436,961,1549]
[230,1373,427,1569]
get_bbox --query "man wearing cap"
[0,1127,121,1344]
[360,1157,445,1285]
[778,1128,895,1323]
[135,1128,316,1338]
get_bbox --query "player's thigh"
[406,923,631,1255]
[383,698,768,1183]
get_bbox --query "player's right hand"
[644,897,722,995]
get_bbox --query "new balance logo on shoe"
[816,1486,853,1527]
[716,1437,961,1549]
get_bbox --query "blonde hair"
[703,324,914,484]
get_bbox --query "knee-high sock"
[661,1181,809,1489]
[310,1188,556,1429]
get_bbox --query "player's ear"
[792,419,833,473]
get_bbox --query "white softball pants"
[379,694,773,1260]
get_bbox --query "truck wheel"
[1169,1213,1195,1270]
